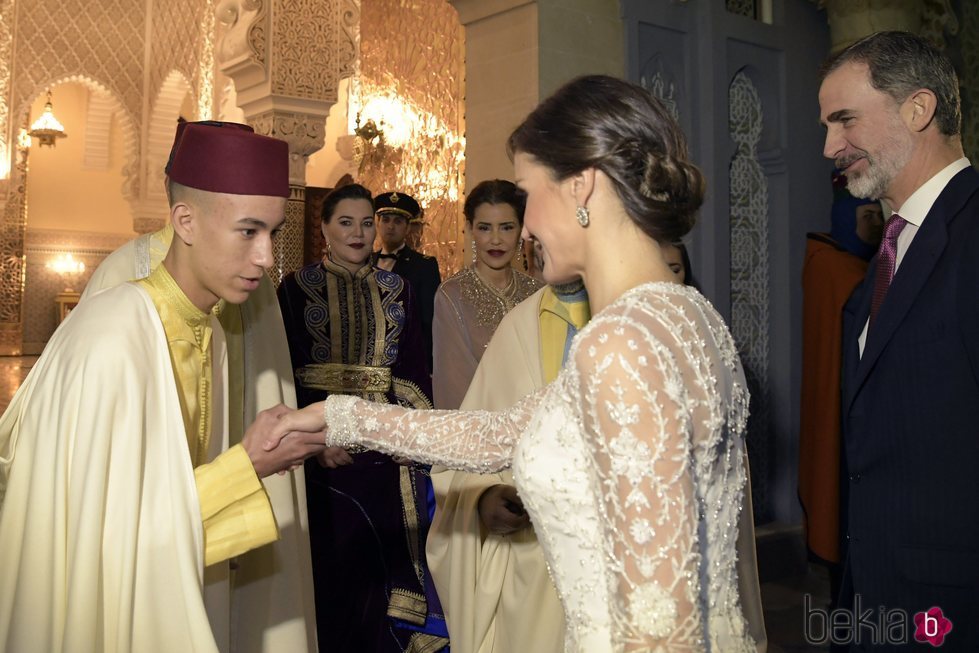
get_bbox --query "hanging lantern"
[28,89,68,147]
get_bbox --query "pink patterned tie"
[869,213,908,326]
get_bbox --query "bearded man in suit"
[820,31,979,649]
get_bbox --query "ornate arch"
[139,70,194,233]
[15,75,139,205]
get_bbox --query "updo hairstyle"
[506,75,704,243]
[321,183,373,223]
[463,179,526,226]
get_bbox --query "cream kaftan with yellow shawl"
[428,288,565,653]
[0,284,218,652]
[80,227,316,653]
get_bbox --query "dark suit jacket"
[840,165,979,650]
[373,247,441,371]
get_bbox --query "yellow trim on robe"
[195,445,279,566]
[539,286,591,382]
[139,263,217,464]
[139,264,277,567]
[0,283,215,652]
[427,288,565,653]
[78,224,316,653]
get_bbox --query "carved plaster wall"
[1,0,220,350]
[270,0,357,103]
[958,1,979,163]
[352,0,465,277]
[0,1,14,178]
[216,0,360,282]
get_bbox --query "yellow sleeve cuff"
[194,444,279,566]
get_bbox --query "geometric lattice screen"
[728,70,772,523]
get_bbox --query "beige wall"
[456,0,624,185]
[538,0,624,98]
[25,83,135,236]
[464,2,540,185]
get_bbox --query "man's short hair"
[820,31,961,137]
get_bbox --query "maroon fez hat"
[167,122,290,198]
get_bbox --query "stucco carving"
[217,0,357,110]
[818,0,958,53]
[216,0,267,76]
[149,0,209,117]
[269,0,357,102]
[12,0,144,136]
[0,0,14,173]
[2,0,220,346]
[0,142,27,332]
[249,110,327,185]
[354,0,465,276]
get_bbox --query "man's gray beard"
[846,127,913,200]
[847,163,890,199]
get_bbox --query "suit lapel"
[841,269,872,412]
[845,167,979,413]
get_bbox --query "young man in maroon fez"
[372,191,442,371]
[0,122,324,653]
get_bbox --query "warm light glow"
[197,5,215,120]
[46,253,86,276]
[29,90,68,147]
[348,85,465,206]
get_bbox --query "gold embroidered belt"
[297,362,392,393]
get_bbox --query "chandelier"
[29,90,67,147]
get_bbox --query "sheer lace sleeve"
[322,390,543,474]
[574,316,704,650]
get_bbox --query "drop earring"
[518,237,526,271]
[471,239,477,266]
[575,205,590,227]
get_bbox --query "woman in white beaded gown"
[271,75,755,652]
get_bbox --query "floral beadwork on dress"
[324,282,755,652]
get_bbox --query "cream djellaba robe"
[79,226,316,652]
[427,288,564,653]
[426,287,769,653]
[0,282,227,652]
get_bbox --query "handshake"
[240,402,351,477]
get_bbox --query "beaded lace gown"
[324,281,755,652]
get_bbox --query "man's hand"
[262,401,328,452]
[317,446,354,468]
[477,484,531,535]
[243,404,326,477]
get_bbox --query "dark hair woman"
[432,179,541,409]
[274,77,754,651]
[276,182,447,652]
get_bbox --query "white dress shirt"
[858,157,971,356]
